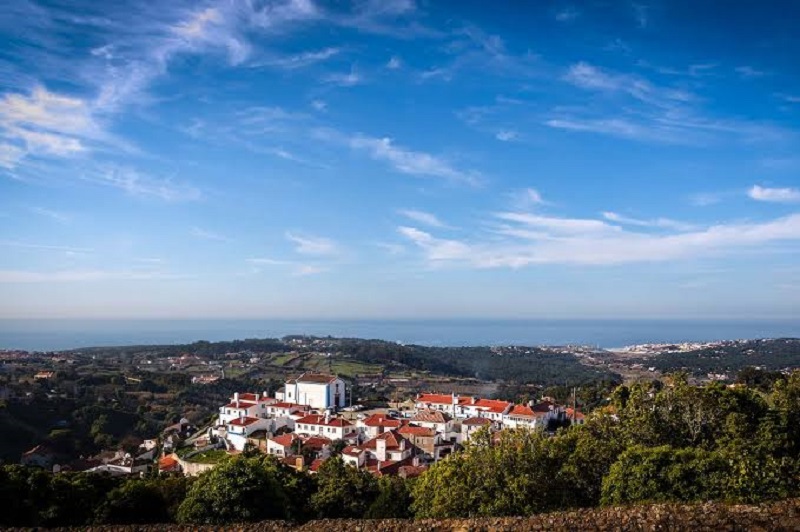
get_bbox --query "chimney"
[295,455,305,471]
[255,393,260,402]
[376,437,387,461]
[234,392,240,408]
[472,397,477,405]
[324,410,331,425]
[451,392,457,406]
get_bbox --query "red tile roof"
[342,445,364,457]
[271,433,299,447]
[462,416,492,426]
[416,393,474,406]
[303,436,332,449]
[229,416,260,426]
[296,414,353,427]
[412,410,452,423]
[363,430,403,451]
[565,407,585,420]
[398,425,434,436]
[238,393,259,402]
[271,402,303,409]
[508,404,536,417]
[223,402,252,409]
[472,399,512,413]
[158,456,179,471]
[310,458,326,472]
[362,415,405,428]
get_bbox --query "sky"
[1,0,799,320]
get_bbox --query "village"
[19,371,584,479]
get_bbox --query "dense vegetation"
[4,370,800,527]
[637,338,800,376]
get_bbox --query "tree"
[365,476,414,519]
[95,480,169,524]
[176,456,288,524]
[310,457,378,518]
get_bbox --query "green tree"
[176,456,288,524]
[95,480,169,524]
[365,476,413,519]
[310,457,378,518]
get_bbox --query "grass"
[186,449,230,464]
[270,353,295,366]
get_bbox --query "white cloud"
[517,188,546,208]
[0,241,93,253]
[325,67,363,86]
[495,130,517,142]
[255,47,340,69]
[292,264,327,276]
[555,7,579,22]
[84,167,201,202]
[602,211,695,231]
[398,209,449,228]
[375,242,405,255]
[0,269,183,283]
[386,55,402,69]
[398,210,800,268]
[286,232,338,256]
[347,133,478,184]
[30,207,70,224]
[311,100,327,111]
[191,227,229,241]
[735,65,767,78]
[564,62,692,106]
[748,185,800,203]
[0,142,24,168]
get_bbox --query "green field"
[186,449,229,464]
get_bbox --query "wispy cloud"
[748,185,800,203]
[83,166,201,202]
[386,55,402,69]
[735,65,767,79]
[30,207,71,224]
[0,241,93,253]
[632,3,649,28]
[0,269,184,283]
[191,227,229,241]
[325,66,363,86]
[252,47,340,70]
[286,232,338,256]
[495,130,517,142]
[344,132,479,184]
[602,211,695,231]
[398,211,800,267]
[511,188,549,209]
[555,7,580,22]
[247,257,328,276]
[398,209,450,228]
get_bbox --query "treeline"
[334,338,619,385]
[4,370,800,527]
[638,338,800,377]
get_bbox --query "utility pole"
[572,386,577,423]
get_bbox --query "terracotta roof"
[342,445,364,456]
[565,407,585,420]
[303,436,332,449]
[472,399,512,413]
[296,372,338,384]
[223,402,252,409]
[412,409,452,423]
[531,401,555,413]
[397,425,434,436]
[363,430,403,451]
[271,433,299,447]
[271,402,303,409]
[229,416,260,426]
[158,456,179,470]
[296,414,353,427]
[416,393,473,406]
[238,393,259,402]
[310,458,326,472]
[362,414,405,428]
[398,464,428,478]
[462,416,492,426]
[508,404,536,417]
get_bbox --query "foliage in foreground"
[3,370,800,526]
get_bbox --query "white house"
[342,445,367,468]
[461,398,512,422]
[461,416,492,441]
[410,410,455,438]
[357,414,407,439]
[218,392,276,425]
[267,433,300,457]
[415,393,474,418]
[226,416,272,451]
[283,373,346,410]
[502,403,559,430]
[295,413,357,440]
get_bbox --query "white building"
[226,416,272,451]
[461,416,492,441]
[281,373,346,410]
[218,392,276,425]
[295,413,356,440]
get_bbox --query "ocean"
[0,318,798,352]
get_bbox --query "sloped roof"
[296,372,338,384]
[296,414,353,427]
[412,409,452,423]
[565,407,585,420]
[271,433,300,447]
[362,414,405,428]
[416,393,473,405]
[229,416,260,426]
[363,430,403,451]
[342,445,365,457]
[303,436,332,449]
[462,416,492,426]
[398,425,434,436]
[472,398,512,413]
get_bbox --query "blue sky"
[1,0,799,320]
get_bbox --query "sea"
[0,318,798,352]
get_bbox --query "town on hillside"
[19,370,584,478]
